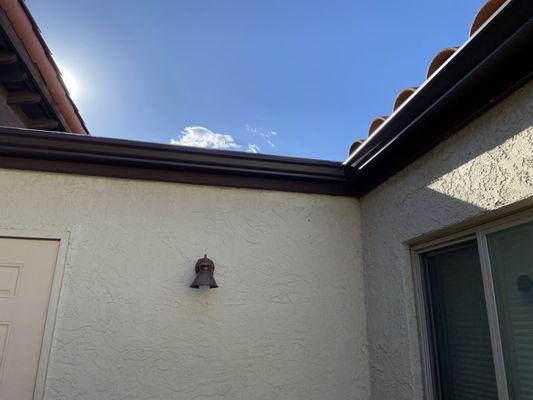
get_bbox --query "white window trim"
[411,208,533,400]
[0,228,70,400]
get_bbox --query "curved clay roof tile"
[368,116,388,137]
[469,0,506,36]
[426,47,459,78]
[393,87,417,112]
[348,139,364,156]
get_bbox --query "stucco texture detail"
[361,80,533,400]
[0,174,368,400]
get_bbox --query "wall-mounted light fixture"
[517,275,532,293]
[190,255,218,289]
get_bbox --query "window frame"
[411,208,533,400]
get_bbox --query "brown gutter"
[0,126,355,196]
[0,0,88,134]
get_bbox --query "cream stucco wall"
[361,80,533,399]
[0,172,368,399]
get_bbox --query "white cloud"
[171,126,241,150]
[247,144,260,153]
[245,124,278,148]
[245,124,258,134]
[171,125,271,155]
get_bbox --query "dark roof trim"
[345,0,533,196]
[0,126,355,196]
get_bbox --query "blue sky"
[27,0,482,161]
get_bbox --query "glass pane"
[424,240,498,400]
[488,220,533,400]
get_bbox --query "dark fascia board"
[0,126,355,196]
[344,0,533,196]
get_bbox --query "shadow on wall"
[360,82,533,400]
[369,81,532,239]
[361,191,487,399]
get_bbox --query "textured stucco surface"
[361,81,533,399]
[0,173,368,400]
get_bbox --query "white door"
[0,238,59,400]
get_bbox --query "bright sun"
[58,65,79,99]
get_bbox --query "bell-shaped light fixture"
[190,255,218,289]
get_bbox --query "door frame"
[0,228,70,400]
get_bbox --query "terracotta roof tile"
[348,139,364,156]
[470,0,507,36]
[426,47,458,78]
[368,116,388,137]
[392,87,417,112]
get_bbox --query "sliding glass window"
[487,221,533,400]
[414,214,533,400]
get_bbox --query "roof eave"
[0,0,88,134]
[344,0,533,195]
[0,126,355,196]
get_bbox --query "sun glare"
[58,65,79,99]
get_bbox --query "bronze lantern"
[190,255,218,289]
